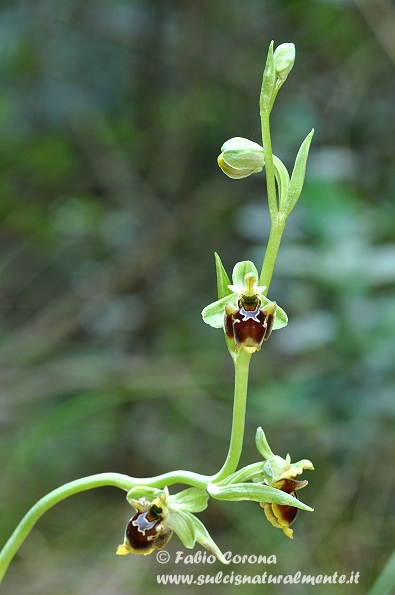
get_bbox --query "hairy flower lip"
[260,477,308,540]
[117,503,173,556]
[224,298,276,352]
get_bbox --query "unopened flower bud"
[218,137,264,179]
[273,43,295,82]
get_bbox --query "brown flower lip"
[260,478,308,540]
[224,294,276,353]
[117,502,173,555]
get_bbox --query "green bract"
[208,482,313,512]
[202,259,288,331]
[217,137,265,179]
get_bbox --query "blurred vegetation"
[0,0,394,593]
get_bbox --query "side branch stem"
[0,470,208,583]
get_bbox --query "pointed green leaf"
[283,129,314,218]
[168,510,196,549]
[272,155,290,211]
[215,252,232,299]
[202,293,237,328]
[170,488,209,513]
[232,260,259,287]
[208,482,313,512]
[260,41,276,114]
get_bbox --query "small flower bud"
[273,43,295,82]
[218,137,264,179]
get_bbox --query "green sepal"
[255,427,275,460]
[170,488,209,513]
[260,41,276,114]
[191,515,229,564]
[231,260,259,287]
[169,510,229,564]
[208,482,313,512]
[265,299,288,330]
[202,294,231,328]
[214,252,232,300]
[282,129,314,218]
[126,486,163,503]
[168,510,196,549]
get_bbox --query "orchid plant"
[0,41,315,583]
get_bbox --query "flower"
[217,137,265,179]
[117,486,229,564]
[116,492,172,555]
[255,427,314,539]
[260,477,307,539]
[202,260,288,352]
[224,274,277,353]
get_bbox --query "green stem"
[215,462,264,486]
[259,216,285,291]
[259,102,286,293]
[211,349,252,483]
[0,473,129,584]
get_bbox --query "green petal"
[208,482,313,511]
[255,427,276,460]
[215,252,232,300]
[202,294,237,328]
[232,261,259,287]
[191,515,229,564]
[168,510,196,549]
[170,488,209,513]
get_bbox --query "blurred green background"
[1,0,394,593]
